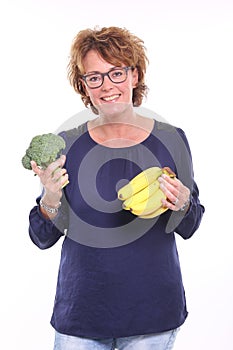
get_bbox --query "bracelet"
[39,199,61,214]
[180,197,190,212]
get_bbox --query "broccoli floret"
[22,133,66,170]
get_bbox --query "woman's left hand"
[158,173,190,212]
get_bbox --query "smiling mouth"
[101,94,120,102]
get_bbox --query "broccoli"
[22,133,66,170]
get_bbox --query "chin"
[96,102,131,118]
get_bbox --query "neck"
[96,103,137,125]
[87,113,154,148]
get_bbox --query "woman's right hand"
[31,155,69,207]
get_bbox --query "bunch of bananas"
[117,166,176,219]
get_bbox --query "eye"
[111,69,124,78]
[87,74,101,83]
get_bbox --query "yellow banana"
[138,206,168,219]
[122,179,160,210]
[118,166,176,219]
[117,167,162,200]
[130,188,166,216]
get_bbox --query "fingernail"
[160,183,165,190]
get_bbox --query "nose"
[101,74,114,90]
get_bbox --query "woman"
[29,27,205,350]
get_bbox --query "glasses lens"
[109,68,127,83]
[85,73,102,88]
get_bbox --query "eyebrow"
[84,66,121,75]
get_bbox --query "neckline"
[85,119,156,150]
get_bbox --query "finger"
[161,187,179,207]
[161,174,181,189]
[161,198,179,211]
[61,173,69,188]
[47,155,67,176]
[51,168,67,183]
[49,174,69,192]
[158,177,179,200]
[30,160,43,176]
[58,154,66,166]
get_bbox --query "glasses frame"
[81,66,134,89]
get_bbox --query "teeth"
[102,95,119,101]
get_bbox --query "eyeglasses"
[81,66,134,89]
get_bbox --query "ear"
[132,67,139,88]
[79,79,89,97]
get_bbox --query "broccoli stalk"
[22,133,68,186]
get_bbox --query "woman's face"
[81,50,138,118]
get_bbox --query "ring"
[173,198,179,205]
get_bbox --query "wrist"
[180,197,190,212]
[40,198,61,214]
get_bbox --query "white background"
[0,0,232,349]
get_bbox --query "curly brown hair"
[67,26,149,114]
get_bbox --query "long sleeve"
[161,125,205,239]
[169,181,205,239]
[29,196,69,249]
[28,127,85,250]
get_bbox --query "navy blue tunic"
[29,120,204,338]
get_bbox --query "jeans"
[54,328,179,350]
